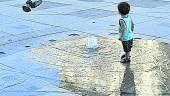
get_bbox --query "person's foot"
[121,54,125,59]
[120,58,131,63]
[121,54,131,59]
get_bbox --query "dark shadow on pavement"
[120,63,136,96]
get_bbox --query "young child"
[118,2,134,63]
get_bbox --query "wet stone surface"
[68,33,80,37]
[29,36,170,96]
[68,9,116,19]
[0,52,6,55]
[128,0,170,8]
[25,45,31,48]
[49,39,57,42]
[0,0,14,2]
[78,0,104,2]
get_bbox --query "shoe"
[120,58,131,63]
[121,54,125,59]
[121,54,131,59]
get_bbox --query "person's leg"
[125,52,130,59]
[126,39,133,59]
[121,40,131,63]
[125,40,131,60]
[121,41,129,63]
[125,39,133,60]
[121,41,126,59]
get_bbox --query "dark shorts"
[122,39,133,52]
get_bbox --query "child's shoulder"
[128,15,133,20]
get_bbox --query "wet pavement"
[29,36,170,96]
[1,0,170,96]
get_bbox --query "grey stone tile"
[1,20,51,35]
[128,0,170,8]
[68,8,116,19]
[0,14,19,25]
[78,0,104,2]
[0,0,13,2]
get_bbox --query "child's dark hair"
[118,2,130,15]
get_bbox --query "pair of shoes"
[120,58,131,63]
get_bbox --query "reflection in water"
[29,36,170,96]
[120,63,136,96]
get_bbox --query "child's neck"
[121,15,128,18]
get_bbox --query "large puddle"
[29,36,170,96]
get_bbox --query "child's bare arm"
[119,19,126,40]
[131,20,134,32]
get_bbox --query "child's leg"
[122,41,130,58]
[125,39,133,59]
[121,40,132,63]
[125,52,130,59]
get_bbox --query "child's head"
[118,2,130,16]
